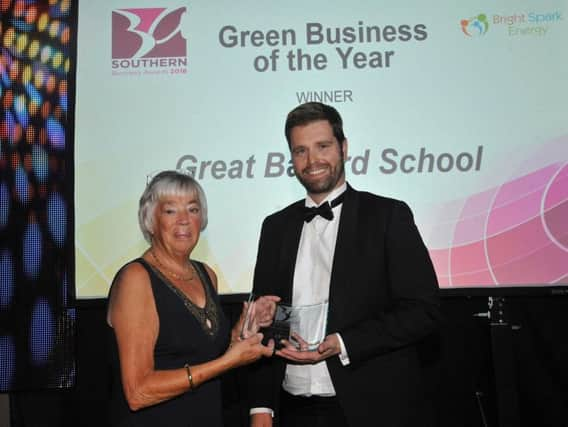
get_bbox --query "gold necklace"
[150,250,195,281]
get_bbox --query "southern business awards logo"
[111,7,188,76]
[460,14,489,37]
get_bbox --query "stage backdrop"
[75,0,568,298]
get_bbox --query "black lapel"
[278,202,304,304]
[327,185,359,332]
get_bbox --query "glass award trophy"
[240,293,259,339]
[263,301,329,351]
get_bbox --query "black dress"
[108,258,230,426]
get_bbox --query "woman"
[107,170,277,426]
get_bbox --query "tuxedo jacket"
[249,185,440,426]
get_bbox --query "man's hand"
[250,412,272,427]
[276,333,341,363]
[255,295,280,327]
[233,295,280,341]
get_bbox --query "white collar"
[305,182,347,208]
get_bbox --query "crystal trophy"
[262,300,329,351]
[240,293,259,339]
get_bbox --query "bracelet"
[183,363,194,390]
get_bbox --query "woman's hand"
[224,333,275,368]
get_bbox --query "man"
[249,102,440,426]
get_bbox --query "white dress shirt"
[283,182,350,397]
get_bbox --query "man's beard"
[296,155,345,195]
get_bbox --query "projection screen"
[74,0,568,298]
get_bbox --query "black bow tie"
[303,192,345,223]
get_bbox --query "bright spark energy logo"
[111,7,188,75]
[461,14,489,37]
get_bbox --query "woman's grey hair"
[138,170,208,243]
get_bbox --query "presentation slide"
[75,0,568,298]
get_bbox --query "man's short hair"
[284,102,346,148]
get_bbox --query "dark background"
[9,293,568,427]
[2,2,568,426]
